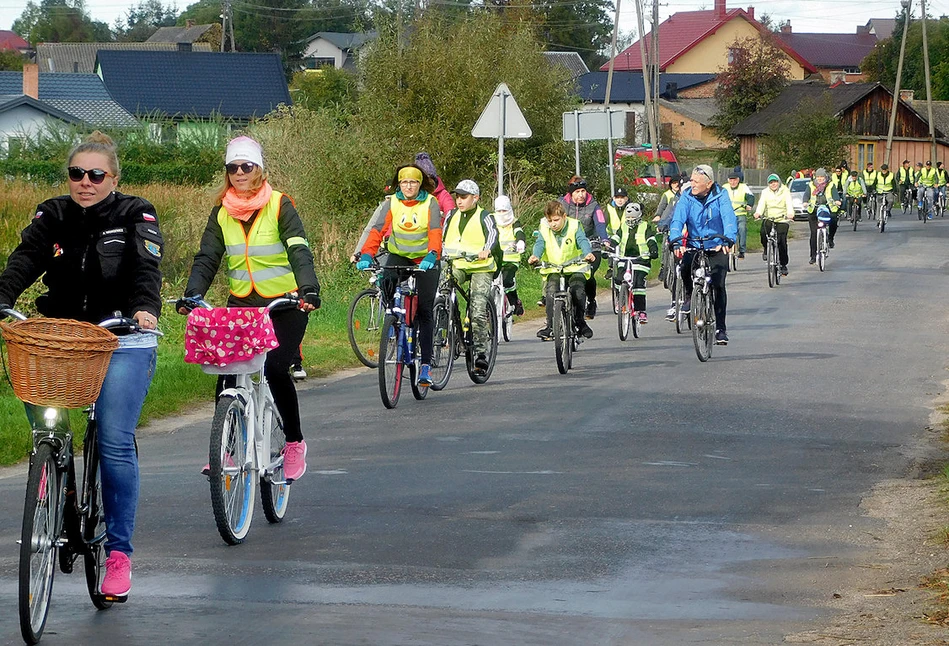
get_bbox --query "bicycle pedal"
[101,593,128,604]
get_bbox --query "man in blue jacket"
[668,165,739,345]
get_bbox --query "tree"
[289,67,357,114]
[0,50,27,71]
[535,0,613,70]
[861,12,949,101]
[12,0,113,45]
[711,35,792,165]
[760,96,855,179]
[113,0,179,42]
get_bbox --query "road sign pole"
[574,111,581,176]
[606,108,616,195]
[498,90,507,196]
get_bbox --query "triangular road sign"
[472,83,532,139]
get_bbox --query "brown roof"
[777,32,879,68]
[146,25,215,44]
[731,80,878,135]
[658,98,718,125]
[36,42,213,73]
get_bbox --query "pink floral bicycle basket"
[184,307,279,375]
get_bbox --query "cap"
[880,163,889,170]
[453,179,480,196]
[767,173,780,183]
[693,164,714,180]
[225,136,264,169]
[850,169,858,175]
[727,171,741,179]
[926,160,933,165]
[917,162,924,166]
[614,187,628,197]
[866,161,874,166]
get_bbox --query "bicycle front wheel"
[20,443,59,645]
[553,301,569,374]
[209,395,255,545]
[673,271,685,335]
[80,422,112,609]
[501,292,513,343]
[378,314,403,409]
[617,283,631,341]
[347,288,384,369]
[260,401,289,523]
[430,297,455,391]
[691,289,712,362]
[767,242,777,288]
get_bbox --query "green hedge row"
[0,160,218,186]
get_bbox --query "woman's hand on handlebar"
[133,310,159,331]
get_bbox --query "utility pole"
[220,0,228,52]
[604,0,622,195]
[635,0,661,181]
[652,0,660,145]
[921,0,937,164]
[885,0,912,165]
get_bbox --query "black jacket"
[0,192,163,323]
[185,194,320,307]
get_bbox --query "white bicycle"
[181,295,301,545]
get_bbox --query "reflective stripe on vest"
[442,207,496,272]
[877,172,895,192]
[498,222,521,263]
[618,220,650,257]
[388,194,434,258]
[539,218,589,278]
[808,182,839,212]
[218,191,298,298]
[606,204,622,235]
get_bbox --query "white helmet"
[494,195,515,226]
[624,202,643,226]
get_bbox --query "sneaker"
[638,312,648,324]
[585,300,597,320]
[536,327,552,340]
[715,330,729,345]
[579,322,594,339]
[513,299,524,316]
[738,252,745,259]
[680,298,691,314]
[808,258,816,265]
[665,307,676,322]
[201,452,235,476]
[928,214,934,220]
[537,296,546,307]
[102,551,131,597]
[290,364,306,381]
[282,440,308,482]
[418,364,433,386]
[474,353,489,371]
[604,268,613,280]
[762,252,767,261]
[780,265,788,276]
[829,240,835,249]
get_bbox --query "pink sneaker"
[101,551,131,597]
[201,453,236,476]
[282,440,307,482]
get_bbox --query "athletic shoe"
[585,300,597,320]
[282,440,308,482]
[290,364,306,381]
[638,312,648,324]
[579,322,594,339]
[808,258,816,265]
[715,330,729,345]
[417,365,433,386]
[102,551,131,597]
[513,300,524,316]
[829,240,835,249]
[665,307,676,322]
[201,452,235,476]
[536,327,552,340]
[680,298,691,314]
[537,296,545,307]
[929,214,934,220]
[604,268,613,280]
[738,252,745,259]
[780,265,788,276]
[762,252,767,261]
[474,354,489,371]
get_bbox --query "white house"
[301,31,377,71]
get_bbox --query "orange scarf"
[222,181,273,222]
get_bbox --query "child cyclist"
[528,201,596,340]
[610,202,658,323]
[493,195,526,315]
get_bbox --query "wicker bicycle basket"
[0,318,119,408]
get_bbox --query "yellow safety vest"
[539,218,590,278]
[846,178,864,197]
[876,171,895,192]
[497,222,521,263]
[898,166,914,184]
[863,170,878,188]
[617,220,651,258]
[388,194,435,259]
[807,182,839,213]
[605,203,623,236]
[937,169,948,186]
[920,167,937,187]
[724,183,751,214]
[218,191,299,298]
[442,207,496,272]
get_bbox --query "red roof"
[601,9,815,74]
[0,30,29,52]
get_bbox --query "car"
[614,145,681,188]
[789,178,811,220]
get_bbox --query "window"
[844,66,861,74]
[857,142,875,169]
[727,48,737,64]
[304,57,336,70]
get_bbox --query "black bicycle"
[679,238,724,362]
[533,260,590,374]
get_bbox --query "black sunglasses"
[226,162,257,174]
[67,166,112,184]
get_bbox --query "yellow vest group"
[218,191,300,298]
[876,171,895,192]
[387,194,435,259]
[919,167,937,187]
[724,183,751,214]
[539,218,590,278]
[443,207,496,272]
[807,182,839,213]
[498,222,521,263]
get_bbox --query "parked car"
[614,146,680,187]
[789,178,811,220]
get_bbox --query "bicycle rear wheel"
[691,289,712,362]
[501,292,513,342]
[553,301,569,374]
[674,270,685,335]
[617,283,631,341]
[430,297,455,391]
[260,401,289,523]
[611,282,621,315]
[347,288,384,369]
[209,395,255,545]
[410,360,429,400]
[852,205,859,230]
[467,304,498,384]
[19,443,59,645]
[767,241,776,288]
[378,314,403,409]
[80,422,112,609]
[631,288,641,339]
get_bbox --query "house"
[730,80,948,169]
[866,18,896,40]
[301,31,377,71]
[543,52,589,79]
[94,50,291,142]
[0,30,30,54]
[0,65,138,153]
[35,41,214,74]
[575,71,717,144]
[602,0,815,80]
[776,23,881,83]
[658,98,725,149]
[146,22,218,45]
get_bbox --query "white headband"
[225,137,264,169]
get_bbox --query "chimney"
[715,0,726,19]
[780,22,791,34]
[22,63,38,99]
[186,19,195,28]
[900,89,914,103]
[73,61,79,73]
[747,6,754,18]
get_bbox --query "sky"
[3,0,949,38]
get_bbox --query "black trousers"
[381,253,438,365]
[584,251,602,303]
[545,273,587,329]
[808,212,838,259]
[760,220,790,267]
[680,249,729,332]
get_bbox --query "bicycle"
[679,238,722,362]
[494,243,519,343]
[937,189,946,217]
[877,192,892,233]
[612,253,644,341]
[865,193,877,221]
[764,222,781,288]
[670,256,691,335]
[1,310,161,644]
[431,254,499,389]
[919,187,932,223]
[180,294,307,544]
[659,232,675,291]
[374,265,432,408]
[815,209,832,271]
[849,197,861,231]
[533,260,590,374]
[901,186,915,215]
[347,265,385,369]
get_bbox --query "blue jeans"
[96,345,156,556]
[736,215,747,253]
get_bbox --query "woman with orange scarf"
[181,136,320,482]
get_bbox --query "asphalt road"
[0,210,947,645]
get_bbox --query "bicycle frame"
[218,369,283,486]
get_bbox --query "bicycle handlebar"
[174,292,312,314]
[0,307,163,336]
